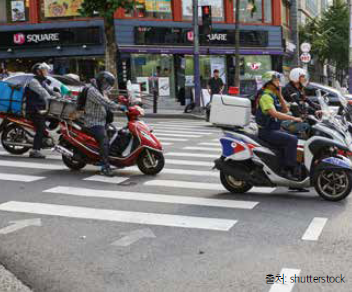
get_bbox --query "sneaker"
[101,166,114,177]
[29,150,46,159]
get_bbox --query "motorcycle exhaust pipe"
[52,145,73,158]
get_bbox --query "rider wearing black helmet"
[84,71,126,177]
[26,62,52,159]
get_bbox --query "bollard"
[153,88,158,114]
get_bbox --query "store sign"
[300,53,311,64]
[0,27,102,48]
[135,27,269,47]
[247,62,261,70]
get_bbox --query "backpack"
[251,88,264,115]
[76,86,90,112]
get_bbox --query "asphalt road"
[0,118,351,292]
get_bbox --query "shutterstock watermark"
[266,274,346,285]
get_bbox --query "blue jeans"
[258,129,298,168]
[281,121,310,136]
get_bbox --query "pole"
[349,0,352,93]
[234,0,240,88]
[193,0,201,108]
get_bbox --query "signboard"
[158,77,170,96]
[300,53,311,63]
[43,0,84,18]
[0,27,102,48]
[135,27,269,47]
[142,0,171,12]
[300,43,311,53]
[11,0,26,22]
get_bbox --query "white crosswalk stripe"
[166,152,218,158]
[159,137,188,142]
[83,176,129,184]
[199,142,221,146]
[0,173,45,182]
[0,201,237,231]
[155,129,213,135]
[183,146,221,152]
[166,159,213,167]
[155,133,202,138]
[150,124,220,133]
[0,159,64,170]
[44,186,259,209]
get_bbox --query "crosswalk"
[0,119,270,233]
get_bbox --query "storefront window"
[40,0,84,20]
[281,0,290,26]
[131,54,175,97]
[242,55,272,79]
[0,0,30,23]
[236,0,272,24]
[182,0,224,22]
[126,0,172,19]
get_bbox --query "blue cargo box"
[0,81,25,115]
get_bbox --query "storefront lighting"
[82,45,87,49]
[7,48,13,53]
[56,46,62,51]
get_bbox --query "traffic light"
[201,5,212,36]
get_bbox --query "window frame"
[234,0,274,25]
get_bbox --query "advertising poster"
[11,0,26,22]
[136,0,171,12]
[44,0,84,18]
[136,77,150,94]
[158,77,170,96]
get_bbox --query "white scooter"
[214,91,352,201]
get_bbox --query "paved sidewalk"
[0,265,32,292]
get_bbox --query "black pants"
[27,113,46,151]
[89,125,109,167]
[258,129,298,169]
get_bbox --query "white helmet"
[289,68,307,83]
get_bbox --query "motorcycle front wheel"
[1,124,31,155]
[314,169,352,201]
[220,171,253,194]
[137,150,164,175]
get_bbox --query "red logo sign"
[187,31,194,42]
[14,33,25,45]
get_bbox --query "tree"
[300,2,348,83]
[80,0,133,78]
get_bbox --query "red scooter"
[54,97,165,175]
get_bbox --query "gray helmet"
[95,71,116,92]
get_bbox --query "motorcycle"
[53,96,165,175]
[214,90,352,201]
[0,112,57,155]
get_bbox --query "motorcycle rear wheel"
[314,169,352,201]
[220,171,253,194]
[137,150,164,175]
[1,124,30,155]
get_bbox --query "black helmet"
[95,71,116,92]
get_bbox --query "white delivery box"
[209,94,251,127]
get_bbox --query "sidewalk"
[0,265,32,292]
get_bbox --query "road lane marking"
[0,159,64,170]
[158,137,188,142]
[0,173,45,182]
[166,152,218,158]
[199,142,221,146]
[155,133,202,138]
[83,176,129,184]
[0,218,41,235]
[44,186,259,209]
[144,180,275,193]
[0,201,237,231]
[183,146,221,152]
[0,151,62,160]
[268,268,301,292]
[166,159,213,167]
[127,166,218,177]
[301,217,328,241]
[155,130,212,135]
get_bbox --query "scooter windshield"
[316,90,332,121]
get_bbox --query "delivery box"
[209,94,251,127]
[0,81,26,115]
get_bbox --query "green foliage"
[300,2,349,70]
[80,0,134,20]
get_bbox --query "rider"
[84,71,126,177]
[282,68,321,138]
[255,71,302,180]
[26,62,53,159]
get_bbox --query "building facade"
[0,0,293,99]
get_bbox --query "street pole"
[193,0,201,108]
[349,0,352,93]
[291,0,300,67]
[234,0,240,88]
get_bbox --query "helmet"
[95,71,116,92]
[31,62,51,75]
[289,68,307,83]
[261,71,283,84]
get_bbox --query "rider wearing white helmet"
[26,62,53,159]
[282,67,321,138]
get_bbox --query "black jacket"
[25,76,51,113]
[283,82,320,117]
